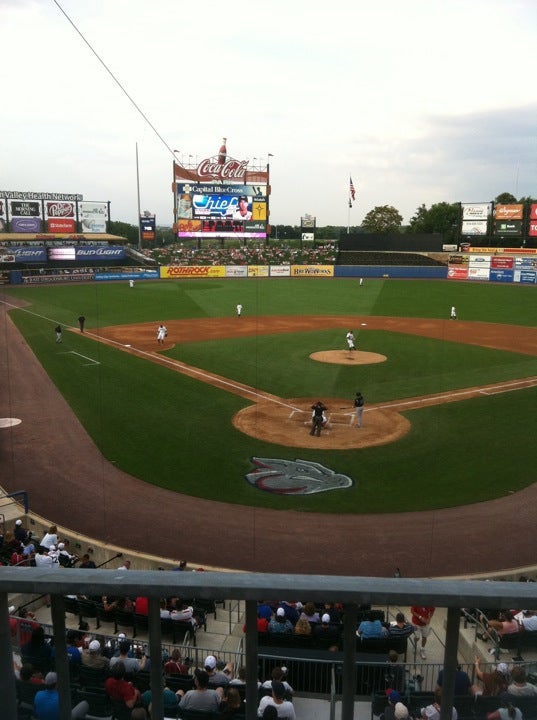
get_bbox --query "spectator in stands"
[39,525,58,552]
[385,651,406,692]
[34,546,54,569]
[11,544,27,567]
[78,553,96,569]
[293,616,312,636]
[471,658,509,696]
[19,663,45,685]
[105,660,141,711]
[164,648,189,675]
[14,519,31,544]
[34,672,89,720]
[261,707,278,720]
[479,611,520,641]
[22,537,36,564]
[219,687,243,717]
[278,601,301,625]
[203,654,231,687]
[57,541,78,567]
[421,689,457,720]
[486,698,524,720]
[82,639,110,670]
[109,640,140,676]
[357,613,388,638]
[518,610,537,632]
[257,681,296,719]
[436,665,472,695]
[388,612,417,640]
[230,666,262,688]
[64,629,82,666]
[507,666,537,696]
[381,691,402,720]
[170,602,198,629]
[257,601,274,621]
[268,607,293,635]
[314,613,341,645]
[134,595,148,615]
[21,626,53,665]
[299,601,320,624]
[177,669,223,712]
[323,602,343,624]
[141,684,180,717]
[3,530,20,550]
[261,667,293,697]
[411,605,435,660]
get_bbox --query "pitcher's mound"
[310,350,387,365]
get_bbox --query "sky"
[1,0,536,228]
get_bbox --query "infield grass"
[4,278,537,513]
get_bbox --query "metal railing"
[2,568,537,720]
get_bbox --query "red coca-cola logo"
[47,202,75,217]
[197,158,248,180]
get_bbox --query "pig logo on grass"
[245,457,353,495]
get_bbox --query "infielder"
[354,391,364,428]
[346,330,356,351]
[157,324,167,344]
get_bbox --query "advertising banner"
[302,233,315,242]
[516,270,536,284]
[79,202,108,233]
[269,265,291,277]
[291,265,334,277]
[0,200,5,232]
[515,256,537,269]
[447,266,469,280]
[491,256,514,269]
[225,266,248,278]
[45,201,75,219]
[76,246,125,260]
[530,204,537,220]
[10,200,41,217]
[490,268,514,282]
[529,222,537,237]
[47,218,76,233]
[494,220,522,235]
[247,265,269,277]
[462,204,490,220]
[12,217,41,232]
[160,265,225,279]
[468,267,490,280]
[494,204,524,220]
[0,247,47,263]
[461,220,488,235]
[140,215,156,242]
[469,255,491,266]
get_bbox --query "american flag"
[349,176,356,201]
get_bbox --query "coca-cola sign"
[46,202,75,218]
[197,157,248,181]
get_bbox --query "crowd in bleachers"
[144,241,338,267]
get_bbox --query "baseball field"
[4,277,537,520]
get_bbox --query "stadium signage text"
[197,158,248,181]
[0,191,83,201]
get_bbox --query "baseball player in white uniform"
[346,330,356,351]
[157,324,167,344]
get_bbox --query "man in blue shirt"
[34,672,88,719]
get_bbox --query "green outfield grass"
[5,278,537,513]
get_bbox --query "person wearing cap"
[82,639,109,669]
[257,680,296,719]
[34,671,89,719]
[203,654,231,687]
[14,519,31,544]
[314,613,341,644]
[471,656,509,696]
[57,540,78,568]
[232,196,252,220]
[381,690,402,720]
[177,669,223,712]
[268,607,293,635]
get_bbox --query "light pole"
[135,142,142,251]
